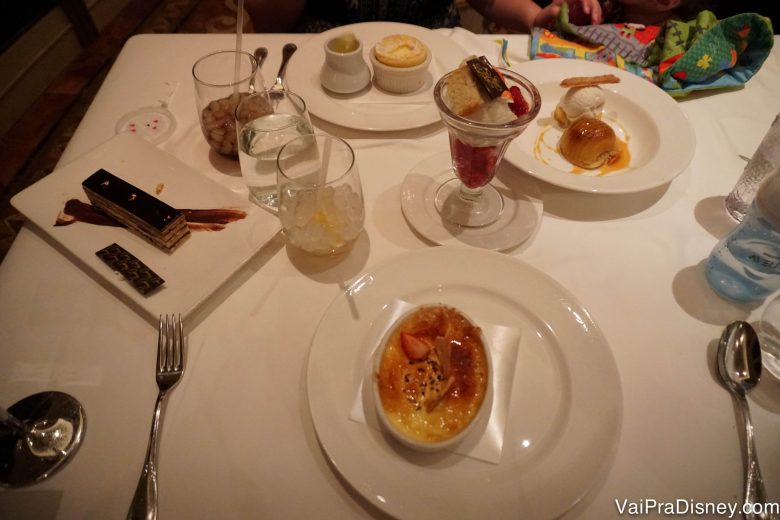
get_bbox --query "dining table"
[1,26,780,519]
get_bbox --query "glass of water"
[277,133,365,255]
[235,89,313,211]
[759,293,780,380]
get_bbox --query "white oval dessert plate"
[503,59,695,194]
[286,22,468,131]
[306,246,622,519]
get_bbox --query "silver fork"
[127,314,185,520]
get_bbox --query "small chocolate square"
[467,56,507,99]
[96,243,165,295]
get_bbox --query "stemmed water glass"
[1,391,85,487]
[432,68,540,227]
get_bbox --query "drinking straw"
[319,136,332,189]
[313,135,333,211]
[232,0,245,98]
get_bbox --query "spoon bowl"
[718,320,762,394]
[254,47,268,70]
[716,321,775,520]
[273,43,298,91]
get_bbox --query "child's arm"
[468,0,562,32]
[566,0,604,25]
[468,0,603,32]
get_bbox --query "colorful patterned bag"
[530,7,774,97]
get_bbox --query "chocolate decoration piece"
[82,169,190,252]
[56,199,121,227]
[95,243,165,295]
[180,208,248,225]
[466,56,507,99]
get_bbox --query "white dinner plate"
[503,59,695,194]
[11,132,281,323]
[286,22,468,131]
[307,247,622,519]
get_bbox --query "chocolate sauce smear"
[56,199,247,231]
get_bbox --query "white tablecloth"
[1,29,780,519]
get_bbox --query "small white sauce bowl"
[320,36,371,94]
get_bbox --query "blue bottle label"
[706,208,780,302]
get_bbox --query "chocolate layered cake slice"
[82,169,190,252]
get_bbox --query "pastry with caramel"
[559,117,620,169]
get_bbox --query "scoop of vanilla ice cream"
[557,86,605,122]
[468,97,516,124]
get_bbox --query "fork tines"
[158,314,184,373]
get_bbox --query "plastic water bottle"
[706,172,780,302]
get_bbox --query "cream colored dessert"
[375,305,489,445]
[369,34,431,94]
[554,74,619,127]
[554,86,606,127]
[374,34,428,68]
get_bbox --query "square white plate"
[11,132,281,322]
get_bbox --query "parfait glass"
[433,68,540,227]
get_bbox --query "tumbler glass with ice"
[277,134,365,255]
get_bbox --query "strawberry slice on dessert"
[400,332,433,361]
[507,85,529,116]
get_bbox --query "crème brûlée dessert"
[374,304,490,449]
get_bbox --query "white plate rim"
[503,59,695,194]
[286,22,468,131]
[306,246,623,518]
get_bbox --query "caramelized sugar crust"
[376,305,489,443]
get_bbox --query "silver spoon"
[272,43,297,91]
[717,321,774,520]
[254,47,268,70]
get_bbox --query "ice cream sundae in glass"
[432,58,540,227]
